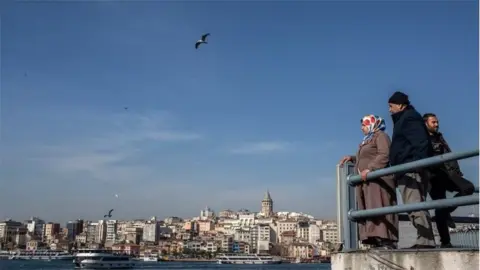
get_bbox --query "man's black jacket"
[390,105,433,167]
[430,132,463,177]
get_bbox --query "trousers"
[397,171,436,247]
[429,168,475,244]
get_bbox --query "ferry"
[8,250,73,260]
[74,249,135,269]
[216,253,282,264]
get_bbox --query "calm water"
[0,261,331,270]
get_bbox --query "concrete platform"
[331,248,479,270]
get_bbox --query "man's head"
[388,91,410,114]
[423,113,439,133]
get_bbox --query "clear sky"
[1,1,478,223]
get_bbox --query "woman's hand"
[360,169,371,181]
[339,156,353,165]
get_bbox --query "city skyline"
[4,192,331,224]
[1,1,478,222]
[0,206,341,259]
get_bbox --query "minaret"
[261,190,273,217]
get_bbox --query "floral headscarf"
[361,114,386,145]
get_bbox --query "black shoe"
[362,237,378,246]
[409,244,435,249]
[378,239,397,249]
[440,243,453,248]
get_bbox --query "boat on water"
[142,255,159,262]
[73,249,135,269]
[8,250,73,260]
[216,253,282,264]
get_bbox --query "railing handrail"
[337,148,480,250]
[397,215,479,223]
[348,194,479,220]
[347,149,479,186]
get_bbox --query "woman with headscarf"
[339,115,399,249]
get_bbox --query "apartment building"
[43,223,60,242]
[105,220,117,243]
[0,220,23,243]
[143,221,159,243]
[321,228,338,243]
[256,224,271,253]
[26,217,45,238]
[277,220,297,236]
[95,220,107,244]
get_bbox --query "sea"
[0,261,332,270]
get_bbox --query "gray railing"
[336,149,480,250]
[451,228,479,248]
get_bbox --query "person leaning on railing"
[423,113,475,248]
[340,115,399,249]
[387,91,436,249]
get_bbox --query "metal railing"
[451,228,479,248]
[336,149,480,250]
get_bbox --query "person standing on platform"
[340,115,398,249]
[388,91,436,248]
[423,113,475,248]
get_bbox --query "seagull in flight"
[195,33,210,49]
[104,209,114,218]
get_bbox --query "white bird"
[114,194,119,198]
[195,33,210,49]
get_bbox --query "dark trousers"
[429,169,475,244]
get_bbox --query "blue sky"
[1,1,478,223]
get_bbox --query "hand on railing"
[339,156,353,165]
[359,169,370,181]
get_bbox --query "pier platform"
[331,248,479,270]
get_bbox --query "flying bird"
[124,107,128,111]
[104,209,114,218]
[195,33,210,49]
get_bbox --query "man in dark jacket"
[388,91,436,248]
[423,113,475,248]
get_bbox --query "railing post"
[337,163,358,250]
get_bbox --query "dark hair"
[423,113,437,122]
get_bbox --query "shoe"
[377,240,397,250]
[362,238,378,246]
[409,244,435,249]
[440,243,453,248]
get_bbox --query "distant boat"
[216,253,282,264]
[9,250,73,261]
[142,255,159,262]
[73,249,135,269]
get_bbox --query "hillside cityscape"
[0,191,338,261]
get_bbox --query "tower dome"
[261,190,273,217]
